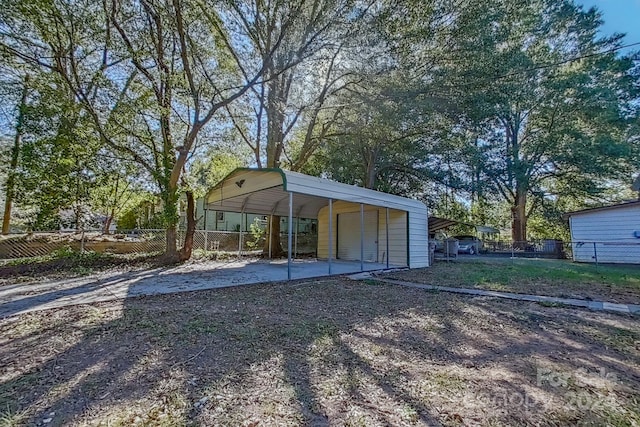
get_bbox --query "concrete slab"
[0,258,401,318]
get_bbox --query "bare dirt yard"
[1,274,639,426]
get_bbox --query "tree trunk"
[103,214,113,234]
[179,191,196,261]
[162,184,180,261]
[2,76,29,235]
[263,216,284,257]
[511,190,527,245]
[365,153,377,189]
[165,225,178,261]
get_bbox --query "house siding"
[569,204,640,264]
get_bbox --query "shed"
[564,200,640,264]
[205,168,429,278]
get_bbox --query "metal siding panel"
[337,211,378,261]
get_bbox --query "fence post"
[593,242,598,268]
[204,230,208,251]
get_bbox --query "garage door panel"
[337,211,378,261]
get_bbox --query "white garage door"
[337,211,378,262]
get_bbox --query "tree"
[1,0,282,260]
[457,1,640,242]
[8,73,105,231]
[90,159,143,234]
[1,74,28,234]
[222,0,363,256]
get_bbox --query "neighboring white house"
[206,168,429,270]
[565,200,640,264]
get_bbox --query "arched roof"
[205,168,427,218]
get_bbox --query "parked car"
[453,235,482,254]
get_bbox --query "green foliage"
[116,197,165,231]
[50,246,106,263]
[245,217,266,250]
[186,148,248,199]
[1,0,639,248]
[116,209,138,231]
[10,76,99,230]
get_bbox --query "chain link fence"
[435,238,640,265]
[3,231,636,265]
[483,239,566,259]
[481,240,640,264]
[0,229,318,260]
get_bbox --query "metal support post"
[287,192,293,280]
[360,203,364,272]
[386,208,390,269]
[238,212,243,258]
[294,217,299,258]
[268,214,273,259]
[328,199,333,275]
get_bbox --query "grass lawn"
[1,278,639,426]
[384,258,640,304]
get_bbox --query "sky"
[576,0,640,53]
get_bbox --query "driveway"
[0,258,396,318]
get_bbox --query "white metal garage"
[205,168,429,279]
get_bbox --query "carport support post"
[294,217,298,257]
[238,211,244,258]
[360,203,364,272]
[203,207,208,250]
[328,199,333,275]
[386,208,389,269]
[268,215,273,258]
[287,192,293,280]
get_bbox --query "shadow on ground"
[1,277,639,426]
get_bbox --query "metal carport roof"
[205,168,427,217]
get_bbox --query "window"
[216,212,224,221]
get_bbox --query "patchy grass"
[1,279,639,426]
[384,258,640,304]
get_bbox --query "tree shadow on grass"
[0,277,639,426]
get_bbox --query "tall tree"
[1,74,28,234]
[1,0,280,260]
[456,1,640,241]
[224,0,362,256]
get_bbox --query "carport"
[205,168,429,279]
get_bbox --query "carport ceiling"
[205,168,427,218]
[207,186,328,219]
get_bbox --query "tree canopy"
[1,0,638,258]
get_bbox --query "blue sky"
[576,0,640,53]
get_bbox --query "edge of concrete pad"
[370,277,638,315]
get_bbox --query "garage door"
[337,211,378,262]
